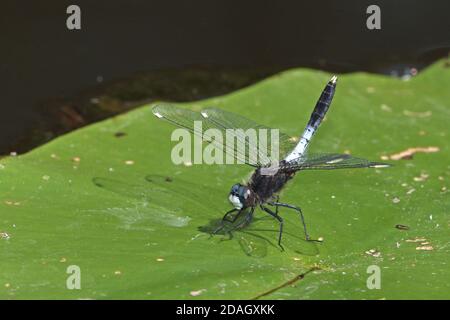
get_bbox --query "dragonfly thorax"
[229,183,255,209]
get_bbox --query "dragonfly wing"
[201,107,297,164]
[152,103,203,133]
[145,174,228,213]
[153,104,297,167]
[94,175,225,220]
[153,103,254,166]
[281,153,390,171]
[92,177,193,227]
[93,177,158,200]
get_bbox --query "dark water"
[1,0,449,154]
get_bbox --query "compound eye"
[238,187,247,199]
[231,184,240,194]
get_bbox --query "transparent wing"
[280,153,390,171]
[93,175,224,220]
[92,177,195,228]
[201,108,298,163]
[152,103,297,166]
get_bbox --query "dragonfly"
[151,75,389,250]
[94,174,303,257]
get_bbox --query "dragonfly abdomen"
[284,76,337,162]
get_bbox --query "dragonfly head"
[229,183,254,209]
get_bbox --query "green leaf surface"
[1,60,449,299]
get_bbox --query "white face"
[228,194,243,209]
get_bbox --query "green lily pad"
[1,60,449,299]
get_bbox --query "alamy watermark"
[366,265,381,289]
[66,5,81,30]
[170,122,281,168]
[366,5,381,30]
[66,265,81,290]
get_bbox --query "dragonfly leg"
[270,202,321,242]
[212,208,241,235]
[222,208,239,223]
[260,205,284,251]
[226,207,254,233]
[274,195,280,214]
[212,208,236,235]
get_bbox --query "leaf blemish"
[381,147,439,161]
[252,267,321,300]
[114,132,127,138]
